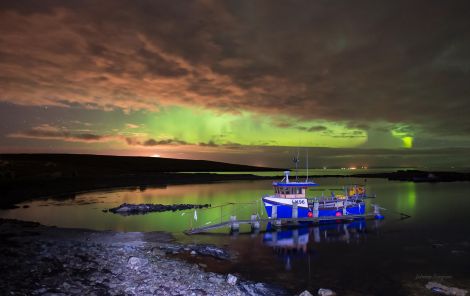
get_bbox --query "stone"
[209,276,225,284]
[115,206,130,213]
[190,250,197,255]
[318,288,336,296]
[151,248,166,257]
[109,203,210,215]
[62,282,71,289]
[227,274,238,285]
[127,256,148,270]
[299,290,313,296]
[425,282,467,296]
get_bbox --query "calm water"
[1,177,470,295]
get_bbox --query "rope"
[188,201,262,228]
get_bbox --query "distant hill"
[0,153,284,208]
[0,153,283,179]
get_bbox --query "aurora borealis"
[1,1,470,168]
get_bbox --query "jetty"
[185,202,383,235]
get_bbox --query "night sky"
[1,0,470,168]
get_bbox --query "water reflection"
[1,178,470,294]
[262,220,375,271]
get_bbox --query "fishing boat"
[262,171,369,219]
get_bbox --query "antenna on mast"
[292,150,299,181]
[306,148,309,182]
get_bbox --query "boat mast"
[292,150,299,181]
[306,148,309,182]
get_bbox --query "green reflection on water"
[0,178,439,233]
[406,182,416,209]
[394,181,416,216]
[0,181,273,232]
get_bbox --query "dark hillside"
[0,154,282,179]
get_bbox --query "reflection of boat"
[263,220,367,248]
[263,227,310,252]
[262,171,369,219]
[263,220,371,270]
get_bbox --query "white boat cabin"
[272,171,318,199]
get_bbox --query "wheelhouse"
[273,171,318,199]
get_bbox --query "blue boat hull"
[263,197,365,219]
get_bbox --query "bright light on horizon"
[151,154,161,158]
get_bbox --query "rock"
[109,203,211,215]
[190,250,197,255]
[318,288,336,296]
[299,290,313,296]
[116,206,130,213]
[127,256,148,270]
[34,288,48,294]
[151,248,166,257]
[425,282,467,296]
[227,274,238,285]
[209,276,225,284]
[62,282,71,289]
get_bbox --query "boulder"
[425,282,467,296]
[318,288,336,296]
[209,276,225,284]
[151,248,166,257]
[127,256,148,270]
[227,274,238,285]
[299,290,313,296]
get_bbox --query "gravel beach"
[0,219,285,295]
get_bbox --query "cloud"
[296,125,329,132]
[8,124,114,143]
[0,0,469,137]
[8,124,190,147]
[198,140,218,147]
[143,138,188,146]
[125,123,140,129]
[125,137,188,146]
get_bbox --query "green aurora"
[1,1,470,168]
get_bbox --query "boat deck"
[185,212,376,235]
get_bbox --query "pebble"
[227,274,238,285]
[425,281,467,296]
[318,288,336,296]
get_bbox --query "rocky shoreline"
[108,203,211,215]
[0,218,286,295]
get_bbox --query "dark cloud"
[125,137,188,146]
[198,141,218,147]
[8,125,112,143]
[303,125,329,132]
[1,0,470,139]
[143,138,188,146]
